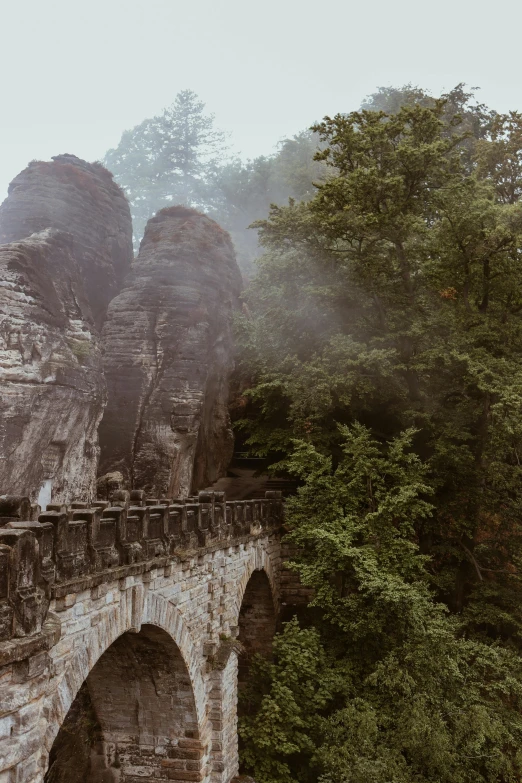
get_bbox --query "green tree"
[475,112,522,203]
[240,427,522,783]
[104,89,229,247]
[236,98,522,780]
[360,82,434,113]
[213,130,328,278]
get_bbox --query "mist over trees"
[234,91,522,781]
[103,90,327,273]
[103,85,522,782]
[104,90,229,248]
[103,84,494,275]
[214,130,328,274]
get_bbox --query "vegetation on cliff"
[235,91,522,781]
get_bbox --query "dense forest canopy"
[105,85,522,782]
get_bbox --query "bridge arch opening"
[237,569,277,687]
[45,624,203,783]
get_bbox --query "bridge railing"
[0,490,283,643]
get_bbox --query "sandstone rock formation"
[98,206,242,497]
[0,154,133,329]
[0,155,133,503]
[0,230,106,504]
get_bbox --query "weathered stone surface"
[0,155,133,329]
[44,681,102,783]
[0,230,106,504]
[0,490,283,644]
[0,614,60,667]
[0,488,285,783]
[96,471,124,501]
[98,206,242,497]
[0,156,133,505]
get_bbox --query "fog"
[1,0,521,199]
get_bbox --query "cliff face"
[98,206,242,497]
[0,156,133,504]
[0,155,133,329]
[0,230,106,504]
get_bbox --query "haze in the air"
[1,0,520,197]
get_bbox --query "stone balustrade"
[0,490,283,645]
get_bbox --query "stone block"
[0,715,13,739]
[13,700,42,735]
[0,530,43,638]
[13,652,49,682]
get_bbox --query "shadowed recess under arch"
[45,624,203,783]
[237,569,277,688]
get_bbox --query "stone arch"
[43,588,208,781]
[234,546,279,689]
[202,544,280,782]
[233,542,280,626]
[237,571,277,676]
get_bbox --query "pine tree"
[104,90,229,247]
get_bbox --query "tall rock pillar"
[0,156,133,503]
[98,206,242,497]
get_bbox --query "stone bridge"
[0,489,298,783]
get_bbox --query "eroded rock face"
[0,154,132,329]
[0,230,106,503]
[0,155,133,503]
[98,206,242,497]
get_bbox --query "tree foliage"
[240,427,522,783]
[104,89,229,247]
[236,94,522,781]
[103,93,328,272]
[214,129,328,275]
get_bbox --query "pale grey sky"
[1,0,521,198]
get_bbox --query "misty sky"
[1,0,521,198]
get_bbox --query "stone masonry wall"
[83,625,201,782]
[0,491,284,783]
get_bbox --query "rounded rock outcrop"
[0,154,133,329]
